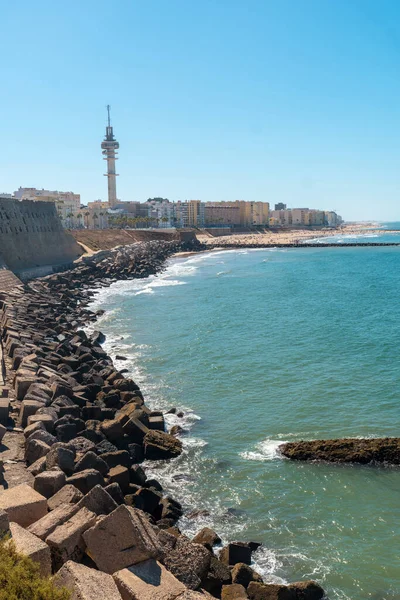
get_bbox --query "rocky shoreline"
[279,438,400,465]
[0,240,325,599]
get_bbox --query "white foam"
[240,439,286,461]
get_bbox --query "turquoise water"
[89,240,400,600]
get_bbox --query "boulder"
[143,430,182,460]
[27,456,47,476]
[46,506,97,570]
[83,505,162,574]
[221,584,248,599]
[34,471,66,499]
[66,469,105,495]
[27,429,57,446]
[108,465,131,493]
[203,555,232,596]
[9,522,52,577]
[28,503,80,541]
[24,421,46,438]
[113,559,186,600]
[53,560,122,600]
[46,444,75,475]
[287,581,325,600]
[219,542,252,566]
[163,535,212,590]
[247,583,296,600]
[76,484,118,516]
[27,413,56,433]
[232,564,263,587]
[48,484,84,511]
[74,451,109,476]
[25,439,51,466]
[0,423,6,443]
[101,450,132,469]
[0,484,47,527]
[192,527,221,550]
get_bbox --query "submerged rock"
[279,437,400,464]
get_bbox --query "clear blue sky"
[3,0,400,220]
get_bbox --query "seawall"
[0,198,82,280]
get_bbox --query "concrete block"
[219,542,252,566]
[19,400,43,427]
[34,471,66,499]
[221,584,248,600]
[46,444,75,475]
[0,483,47,527]
[48,484,84,511]
[53,560,123,600]
[114,559,186,600]
[83,505,162,574]
[27,456,47,476]
[24,420,46,438]
[25,438,51,466]
[46,507,97,571]
[76,484,117,516]
[163,536,211,590]
[0,399,9,426]
[27,413,55,433]
[9,522,51,577]
[247,582,297,599]
[28,502,79,540]
[0,509,10,537]
[15,377,37,401]
[66,469,105,495]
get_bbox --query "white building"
[146,198,173,227]
[14,188,81,222]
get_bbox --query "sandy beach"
[195,223,387,246]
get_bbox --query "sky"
[3,0,400,221]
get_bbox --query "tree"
[84,211,90,229]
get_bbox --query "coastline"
[0,238,326,599]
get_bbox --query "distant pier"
[206,242,400,249]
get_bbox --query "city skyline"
[3,1,400,220]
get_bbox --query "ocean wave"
[240,439,286,461]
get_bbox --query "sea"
[87,224,400,600]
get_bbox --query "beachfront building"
[270,208,342,228]
[14,188,81,224]
[146,198,173,227]
[203,200,269,228]
[173,200,205,228]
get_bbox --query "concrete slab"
[0,483,47,527]
[53,560,122,600]
[28,502,79,541]
[114,559,186,600]
[46,507,97,571]
[9,522,51,577]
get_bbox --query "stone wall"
[0,198,82,278]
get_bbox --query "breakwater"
[280,438,400,464]
[206,242,400,249]
[0,240,324,599]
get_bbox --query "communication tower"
[101,105,119,207]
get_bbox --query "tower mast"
[101,105,119,208]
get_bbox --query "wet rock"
[219,542,252,566]
[232,563,263,587]
[143,430,183,460]
[247,582,296,600]
[287,581,325,599]
[221,584,248,599]
[192,527,222,550]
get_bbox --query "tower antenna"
[107,104,111,127]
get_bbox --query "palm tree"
[93,213,99,229]
[67,212,74,229]
[99,212,104,229]
[76,213,83,229]
[84,211,90,229]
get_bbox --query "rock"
[53,560,123,600]
[0,484,47,527]
[247,582,296,600]
[56,423,78,442]
[192,527,221,550]
[74,451,109,476]
[203,555,232,597]
[148,415,165,431]
[48,484,84,511]
[131,487,161,515]
[279,437,400,465]
[232,564,263,587]
[67,469,105,495]
[46,506,97,571]
[101,418,124,442]
[108,465,131,493]
[27,413,56,433]
[25,439,51,466]
[101,450,132,469]
[104,482,126,505]
[24,421,46,438]
[68,436,97,455]
[128,443,144,464]
[113,559,186,600]
[163,535,212,590]
[27,456,47,476]
[83,505,162,574]
[9,522,52,577]
[0,509,10,537]
[28,503,80,540]
[143,430,183,460]
[221,584,249,599]
[219,542,252,566]
[287,581,325,599]
[76,484,118,515]
[34,471,66,499]
[129,465,147,486]
[27,429,57,446]
[0,423,6,443]
[46,444,75,475]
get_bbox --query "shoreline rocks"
[0,239,326,599]
[279,437,400,465]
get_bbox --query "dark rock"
[219,542,252,566]
[76,484,118,516]
[46,444,75,475]
[279,437,400,465]
[287,581,325,600]
[129,465,147,486]
[74,451,109,476]
[66,469,105,494]
[143,430,183,460]
[221,584,248,599]
[232,563,263,587]
[55,422,77,442]
[101,450,131,469]
[145,478,163,492]
[128,443,144,464]
[104,483,125,505]
[203,555,232,596]
[163,535,211,590]
[247,582,296,600]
